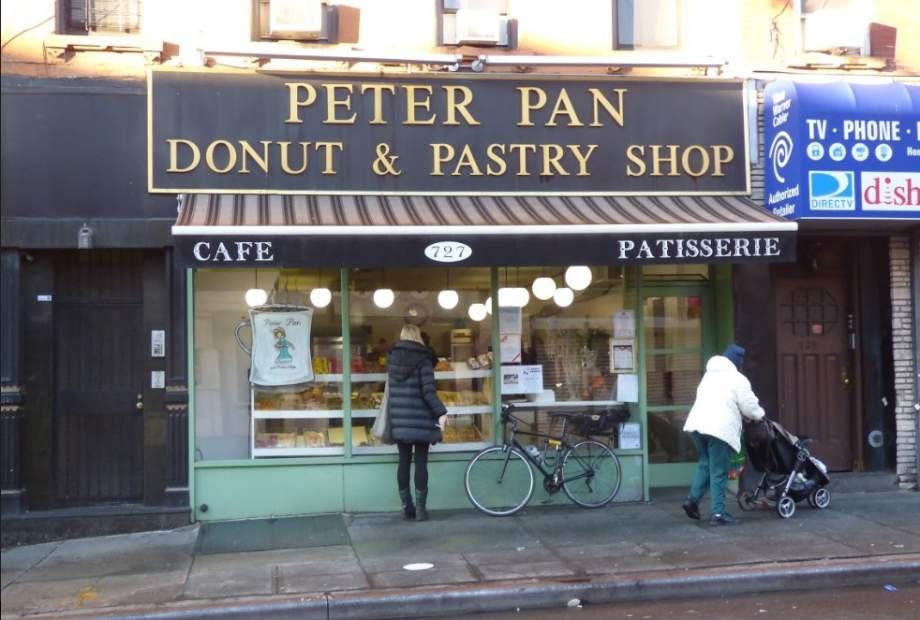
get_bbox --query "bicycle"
[464,403,625,516]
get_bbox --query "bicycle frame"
[495,410,599,488]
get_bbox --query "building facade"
[2,1,917,534]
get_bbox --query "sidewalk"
[2,490,919,619]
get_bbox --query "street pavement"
[1,490,919,619]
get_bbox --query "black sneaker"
[709,512,739,526]
[682,499,701,520]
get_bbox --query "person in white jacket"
[682,344,765,525]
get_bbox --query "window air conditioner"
[269,0,324,38]
[455,9,503,45]
[802,9,867,53]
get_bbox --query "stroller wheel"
[776,496,796,519]
[737,491,758,512]
[808,487,831,509]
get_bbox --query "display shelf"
[506,400,624,409]
[252,405,492,420]
[252,447,344,457]
[314,369,492,383]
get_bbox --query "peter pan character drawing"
[273,327,294,364]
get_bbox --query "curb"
[12,553,920,620]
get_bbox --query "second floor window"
[615,0,680,50]
[64,0,142,34]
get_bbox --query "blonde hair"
[400,324,425,344]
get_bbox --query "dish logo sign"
[861,172,920,211]
[808,171,855,211]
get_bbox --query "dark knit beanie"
[723,344,746,370]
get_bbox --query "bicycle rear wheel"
[561,440,621,508]
[465,446,534,516]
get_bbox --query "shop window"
[62,0,142,34]
[614,0,681,50]
[497,266,638,448]
[648,410,697,463]
[193,268,345,460]
[348,267,493,453]
[440,0,516,47]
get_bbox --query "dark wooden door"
[53,251,145,502]
[775,272,853,471]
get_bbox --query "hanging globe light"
[532,277,556,301]
[310,287,332,308]
[437,289,459,310]
[373,288,395,308]
[468,303,488,321]
[564,266,592,291]
[485,296,492,315]
[245,288,268,307]
[553,287,574,307]
[498,287,530,307]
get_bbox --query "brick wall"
[890,235,918,490]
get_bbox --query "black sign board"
[173,230,795,268]
[150,70,749,195]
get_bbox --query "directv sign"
[763,80,920,220]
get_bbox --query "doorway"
[643,286,715,487]
[52,251,147,503]
[774,266,854,472]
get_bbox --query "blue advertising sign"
[763,80,920,220]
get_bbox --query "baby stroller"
[737,417,831,519]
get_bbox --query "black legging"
[397,442,430,491]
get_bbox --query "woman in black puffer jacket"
[386,324,447,521]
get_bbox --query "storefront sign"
[424,241,472,263]
[175,230,794,267]
[764,80,920,220]
[150,70,748,195]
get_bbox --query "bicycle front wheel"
[561,440,621,508]
[465,446,535,516]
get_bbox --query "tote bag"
[371,381,394,444]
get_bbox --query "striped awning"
[173,193,794,235]
[172,193,796,267]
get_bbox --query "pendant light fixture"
[468,303,488,321]
[564,266,592,291]
[310,267,332,308]
[245,269,268,307]
[438,269,459,310]
[373,269,395,309]
[532,276,556,301]
[553,287,574,307]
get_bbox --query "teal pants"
[688,432,732,515]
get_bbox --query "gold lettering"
[681,145,711,177]
[711,145,734,176]
[360,83,396,125]
[403,85,436,125]
[486,144,507,176]
[430,143,455,175]
[314,141,343,175]
[166,139,200,173]
[453,145,483,176]
[567,144,597,176]
[650,144,680,177]
[239,140,271,174]
[508,144,537,175]
[205,140,237,174]
[547,89,583,127]
[285,83,317,123]
[626,145,646,176]
[323,84,357,124]
[588,88,626,127]
[279,141,310,175]
[516,87,547,127]
[443,85,480,126]
[540,144,568,175]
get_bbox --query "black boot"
[399,488,415,520]
[415,488,429,521]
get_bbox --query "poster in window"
[613,310,636,339]
[609,338,635,373]
[248,308,315,386]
